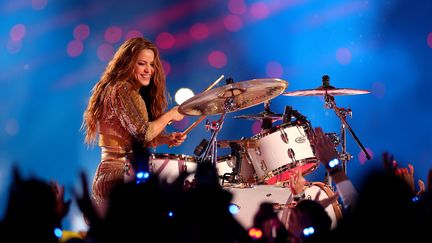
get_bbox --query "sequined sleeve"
[110,81,155,143]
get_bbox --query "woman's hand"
[169,106,185,121]
[168,132,187,147]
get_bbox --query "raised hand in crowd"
[73,171,101,228]
[50,181,71,221]
[288,167,307,197]
[310,127,358,212]
[382,151,425,196]
[1,166,62,243]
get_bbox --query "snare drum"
[226,182,342,230]
[148,153,197,183]
[216,155,256,184]
[247,122,319,184]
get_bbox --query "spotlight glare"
[54,228,63,238]
[303,226,315,236]
[175,88,195,105]
[248,227,263,239]
[229,204,240,215]
[328,158,340,168]
[136,171,144,179]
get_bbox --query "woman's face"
[133,49,155,87]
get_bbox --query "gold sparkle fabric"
[92,80,155,203]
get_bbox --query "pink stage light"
[67,40,84,57]
[250,2,270,20]
[104,26,123,44]
[156,32,176,49]
[208,50,227,68]
[125,30,143,40]
[189,23,209,41]
[228,0,247,15]
[73,24,90,41]
[10,24,26,41]
[224,15,243,32]
[336,47,352,65]
[97,43,115,61]
[266,61,283,78]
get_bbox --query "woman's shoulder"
[111,80,135,91]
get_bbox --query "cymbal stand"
[324,93,371,184]
[199,112,226,166]
[198,94,238,166]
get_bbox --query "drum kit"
[148,75,371,229]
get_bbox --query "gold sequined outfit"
[92,80,155,203]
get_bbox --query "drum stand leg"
[198,112,227,166]
[323,92,371,186]
[197,84,242,183]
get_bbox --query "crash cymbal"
[179,78,288,116]
[283,85,370,96]
[217,139,259,149]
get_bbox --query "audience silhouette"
[2,130,432,243]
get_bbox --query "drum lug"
[255,147,261,156]
[260,160,267,172]
[280,130,289,144]
[338,152,352,161]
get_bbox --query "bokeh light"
[250,2,270,20]
[125,30,143,40]
[104,26,123,44]
[427,32,432,48]
[228,0,247,15]
[156,32,175,49]
[224,15,243,32]
[67,40,84,57]
[10,24,26,41]
[189,23,209,41]
[97,43,115,61]
[73,24,90,41]
[208,50,227,68]
[266,61,283,78]
[336,47,352,65]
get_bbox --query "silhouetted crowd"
[1,145,431,243]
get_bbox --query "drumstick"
[168,75,224,148]
[180,74,224,137]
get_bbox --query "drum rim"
[150,153,196,161]
[252,122,311,139]
[306,181,343,221]
[259,158,319,182]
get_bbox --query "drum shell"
[148,153,197,183]
[225,182,342,230]
[247,122,319,184]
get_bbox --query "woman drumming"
[81,37,186,214]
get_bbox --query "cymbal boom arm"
[324,94,371,167]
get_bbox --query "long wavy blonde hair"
[81,37,167,144]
